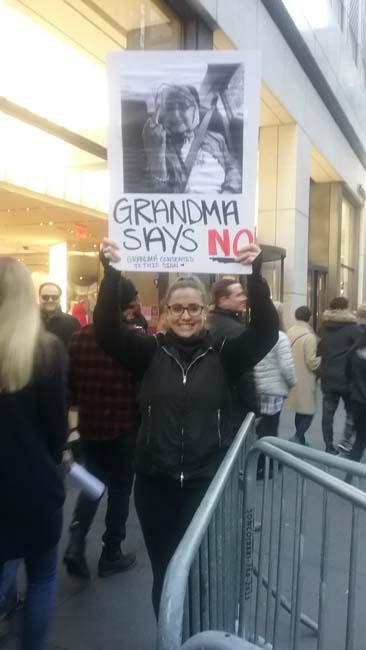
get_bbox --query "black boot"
[98,546,136,578]
[325,443,339,455]
[63,528,90,579]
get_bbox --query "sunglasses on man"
[40,294,60,302]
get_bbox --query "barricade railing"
[157,427,366,650]
[157,414,256,650]
[242,439,366,650]
[180,631,262,649]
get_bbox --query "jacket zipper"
[162,347,212,487]
[147,405,152,445]
[217,408,222,447]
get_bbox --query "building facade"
[1,0,365,327]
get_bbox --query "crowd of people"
[1,241,366,647]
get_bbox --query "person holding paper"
[0,257,67,650]
[63,277,141,580]
[142,84,241,194]
[94,239,278,617]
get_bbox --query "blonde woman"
[0,258,67,650]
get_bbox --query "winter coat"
[0,335,68,561]
[286,321,320,414]
[254,331,296,397]
[318,310,360,394]
[94,265,278,483]
[207,307,258,423]
[346,331,366,405]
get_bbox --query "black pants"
[294,413,313,442]
[256,412,281,476]
[348,402,366,463]
[134,473,211,618]
[70,432,136,549]
[322,391,354,447]
[257,412,281,438]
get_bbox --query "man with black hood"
[318,296,360,454]
[63,276,140,579]
[207,278,258,430]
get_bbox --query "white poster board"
[107,50,260,274]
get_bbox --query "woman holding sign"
[94,239,278,617]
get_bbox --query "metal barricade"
[180,631,261,649]
[242,439,366,650]
[157,414,256,650]
[158,426,366,650]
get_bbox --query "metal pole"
[272,467,285,650]
[345,504,359,650]
[317,484,329,650]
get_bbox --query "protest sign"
[107,49,260,274]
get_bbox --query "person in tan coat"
[286,306,320,445]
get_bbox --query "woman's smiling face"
[165,287,206,338]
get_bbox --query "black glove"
[251,250,263,277]
[99,248,110,270]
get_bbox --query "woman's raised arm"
[220,246,279,378]
[93,239,157,376]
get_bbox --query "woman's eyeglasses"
[167,304,204,317]
[40,295,60,302]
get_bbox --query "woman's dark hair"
[295,306,312,322]
[165,275,207,306]
[329,296,349,310]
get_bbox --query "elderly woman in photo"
[142,84,242,194]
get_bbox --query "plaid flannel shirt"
[68,324,140,440]
[259,394,284,416]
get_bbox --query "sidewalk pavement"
[1,393,363,650]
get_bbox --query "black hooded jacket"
[318,309,360,393]
[207,307,258,423]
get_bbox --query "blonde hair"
[0,258,41,392]
[165,275,208,306]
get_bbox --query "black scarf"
[165,329,211,368]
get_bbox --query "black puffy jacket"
[346,332,366,405]
[94,266,278,482]
[318,310,360,393]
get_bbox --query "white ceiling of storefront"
[5,0,170,62]
[0,184,106,268]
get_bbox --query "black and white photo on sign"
[121,62,244,195]
[107,50,260,275]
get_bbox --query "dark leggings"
[256,412,281,475]
[348,402,366,463]
[134,474,211,618]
